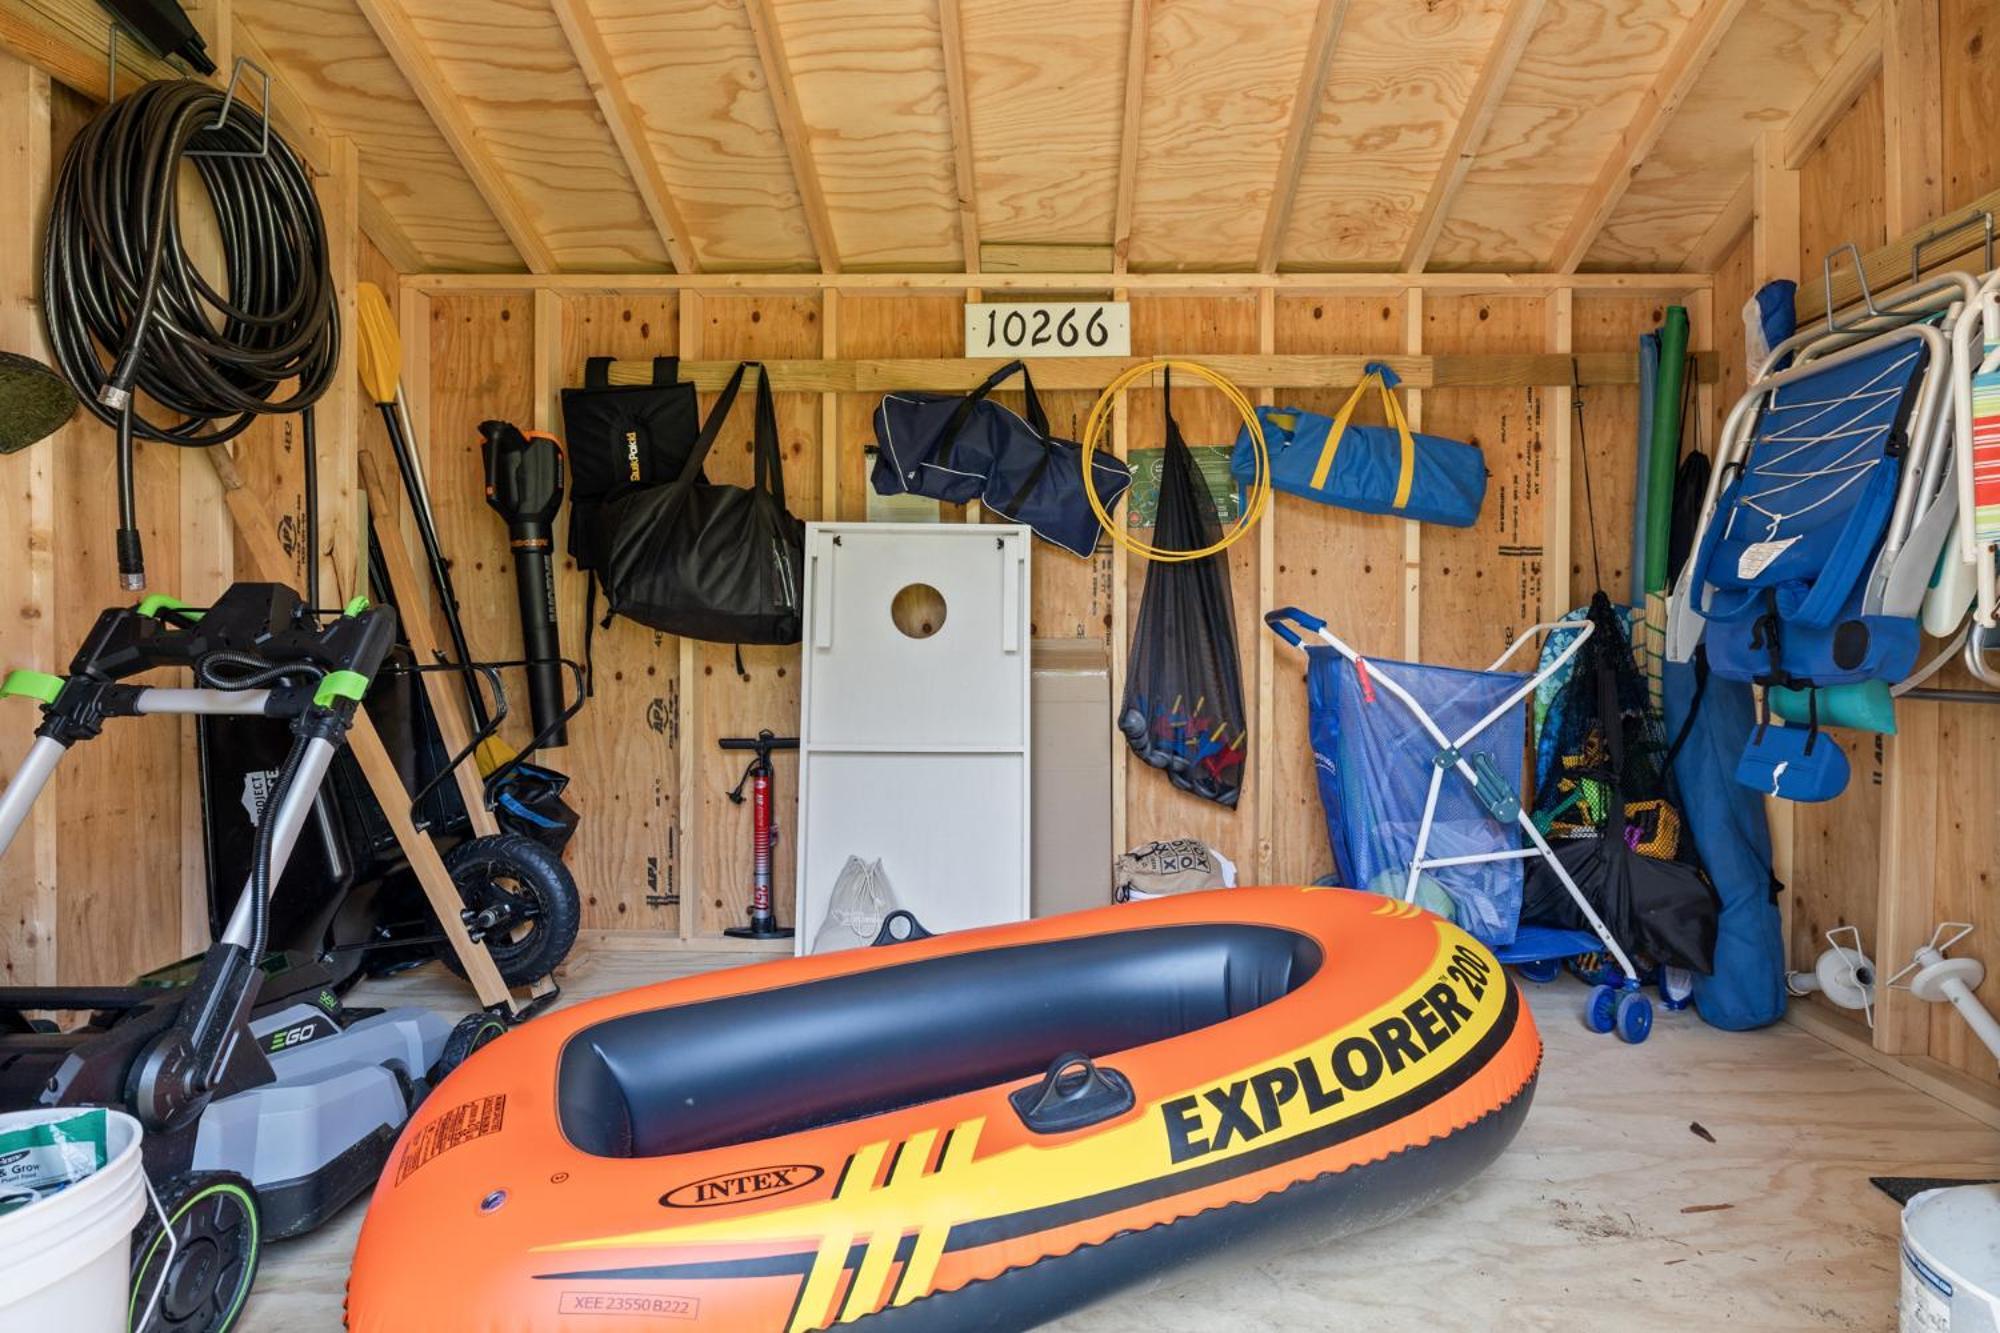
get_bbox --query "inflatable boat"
[346,886,1539,1331]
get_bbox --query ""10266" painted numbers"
[964,301,1130,358]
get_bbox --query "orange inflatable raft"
[347,886,1539,1331]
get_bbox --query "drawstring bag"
[978,362,1132,557]
[1117,371,1246,806]
[1230,361,1486,527]
[870,360,1022,503]
[598,362,805,645]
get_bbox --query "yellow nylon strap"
[1305,371,1418,511]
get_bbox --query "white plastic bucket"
[1902,1184,2000,1332]
[0,1108,147,1333]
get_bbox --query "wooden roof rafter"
[1401,0,1547,273]
[1782,5,1885,169]
[1682,170,1752,273]
[1548,0,1750,274]
[937,0,981,272]
[351,0,557,273]
[1110,0,1151,275]
[740,0,842,275]
[1256,0,1350,275]
[547,0,699,273]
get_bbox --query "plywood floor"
[241,945,2000,1332]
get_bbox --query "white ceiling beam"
[351,0,557,273]
[1111,0,1151,274]
[741,0,842,274]
[1548,0,1749,274]
[548,0,700,273]
[1401,0,1547,272]
[1255,0,1350,274]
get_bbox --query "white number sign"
[964,301,1130,358]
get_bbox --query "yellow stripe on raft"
[838,1129,936,1323]
[787,1141,886,1333]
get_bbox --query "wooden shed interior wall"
[0,0,1994,1117]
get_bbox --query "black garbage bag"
[1117,372,1246,808]
[1524,591,1719,971]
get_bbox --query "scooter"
[0,583,504,1332]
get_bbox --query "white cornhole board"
[795,522,1032,951]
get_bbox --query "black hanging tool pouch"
[559,356,699,573]
[599,362,806,645]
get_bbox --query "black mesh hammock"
[1117,371,1247,808]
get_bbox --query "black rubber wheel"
[430,1012,509,1086]
[439,833,580,987]
[128,1171,261,1333]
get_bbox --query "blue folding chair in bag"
[1668,259,1973,800]
[1269,607,1655,1044]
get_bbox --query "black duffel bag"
[599,362,804,645]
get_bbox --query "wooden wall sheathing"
[1265,296,1408,885]
[402,283,1668,924]
[1419,294,1549,668]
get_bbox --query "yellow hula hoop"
[1081,358,1271,562]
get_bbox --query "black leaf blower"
[480,420,569,748]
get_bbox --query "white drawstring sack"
[811,857,900,954]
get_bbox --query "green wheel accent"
[128,1174,261,1333]
[1,669,63,703]
[342,594,370,616]
[312,669,370,707]
[136,594,202,621]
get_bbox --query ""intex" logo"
[660,1164,822,1209]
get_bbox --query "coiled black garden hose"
[41,78,337,591]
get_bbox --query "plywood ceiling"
[232,0,1879,274]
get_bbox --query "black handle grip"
[719,733,799,751]
[1009,1052,1135,1134]
[870,910,933,947]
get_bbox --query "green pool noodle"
[1644,306,1690,594]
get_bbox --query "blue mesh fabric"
[1306,647,1529,945]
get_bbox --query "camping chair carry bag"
[1231,362,1486,528]
[598,362,805,645]
[978,362,1132,557]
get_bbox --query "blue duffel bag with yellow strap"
[1230,362,1486,527]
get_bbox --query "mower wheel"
[128,1171,261,1333]
[432,1012,510,1086]
[440,833,580,987]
